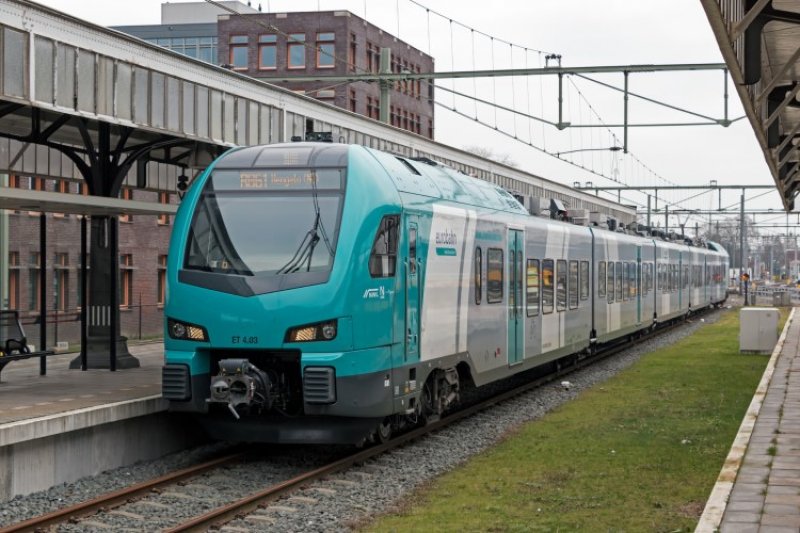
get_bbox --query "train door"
[405,218,420,362]
[507,229,524,365]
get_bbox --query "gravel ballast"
[0,310,726,532]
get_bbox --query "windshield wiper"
[275,213,322,274]
[276,171,335,275]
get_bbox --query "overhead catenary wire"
[205,0,750,228]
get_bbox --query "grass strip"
[366,309,781,532]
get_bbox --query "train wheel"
[375,418,393,443]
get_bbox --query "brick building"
[217,11,435,138]
[116,5,435,139]
[3,176,175,349]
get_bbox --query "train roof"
[364,146,529,215]
[213,142,530,216]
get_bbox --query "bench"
[0,310,55,382]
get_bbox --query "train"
[161,142,729,444]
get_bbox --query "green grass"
[364,309,784,532]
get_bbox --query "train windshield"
[184,168,345,277]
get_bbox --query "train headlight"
[167,318,209,342]
[286,320,338,343]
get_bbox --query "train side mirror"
[177,174,189,199]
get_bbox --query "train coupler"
[208,358,272,420]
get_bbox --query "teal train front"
[162,142,729,444]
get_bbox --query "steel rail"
[167,308,718,532]
[0,451,245,533]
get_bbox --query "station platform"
[0,342,164,425]
[0,342,203,500]
[698,307,800,532]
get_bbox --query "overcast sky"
[32,0,788,232]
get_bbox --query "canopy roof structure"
[702,0,800,211]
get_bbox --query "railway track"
[0,310,716,533]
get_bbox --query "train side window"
[667,264,672,292]
[526,259,540,316]
[607,261,615,303]
[369,215,399,278]
[672,264,678,292]
[615,261,623,302]
[475,247,482,305]
[629,262,637,298]
[580,260,589,301]
[542,259,554,313]
[642,263,649,294]
[409,227,417,275]
[556,259,567,312]
[598,261,607,299]
[568,260,578,309]
[487,248,503,304]
[622,262,630,301]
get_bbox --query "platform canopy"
[0,188,177,217]
[702,0,800,211]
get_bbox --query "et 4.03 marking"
[231,336,258,344]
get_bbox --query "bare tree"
[464,146,517,168]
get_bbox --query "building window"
[27,177,44,216]
[288,33,306,69]
[54,252,69,311]
[349,33,357,72]
[198,36,217,63]
[366,42,379,73]
[258,34,277,69]
[157,255,167,306]
[367,97,379,120]
[28,252,40,312]
[8,251,19,310]
[120,254,133,309]
[52,179,70,218]
[316,32,335,68]
[349,89,357,112]
[119,188,133,223]
[229,35,248,70]
[158,192,171,225]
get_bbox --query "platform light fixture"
[555,146,623,157]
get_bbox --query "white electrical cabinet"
[739,308,779,354]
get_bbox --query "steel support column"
[80,215,87,371]
[38,213,46,375]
